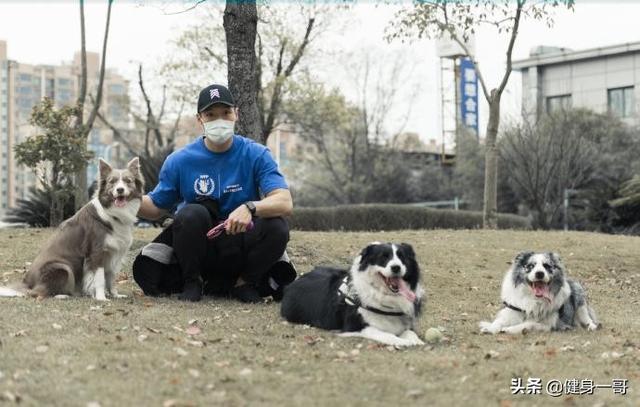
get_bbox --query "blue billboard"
[460,57,479,137]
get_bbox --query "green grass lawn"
[1,228,639,406]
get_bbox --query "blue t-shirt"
[148,135,288,217]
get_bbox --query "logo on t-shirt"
[194,175,215,196]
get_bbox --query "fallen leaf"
[163,399,195,407]
[544,348,557,358]
[303,335,318,345]
[484,350,500,359]
[406,389,424,398]
[601,352,624,359]
[185,326,201,336]
[238,368,252,376]
[2,392,21,403]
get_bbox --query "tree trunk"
[74,0,113,210]
[483,91,501,229]
[224,1,262,142]
[50,190,64,227]
[75,151,88,211]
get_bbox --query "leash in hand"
[206,220,254,239]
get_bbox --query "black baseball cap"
[197,84,235,113]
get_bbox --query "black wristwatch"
[243,201,256,216]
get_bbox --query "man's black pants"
[133,203,290,297]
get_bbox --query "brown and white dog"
[0,157,144,301]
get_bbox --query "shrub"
[289,204,530,231]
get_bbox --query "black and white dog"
[281,242,424,347]
[479,251,599,335]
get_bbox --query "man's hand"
[226,204,252,235]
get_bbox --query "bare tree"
[388,0,574,228]
[95,65,184,193]
[287,51,419,205]
[73,0,114,210]
[499,111,599,229]
[162,4,328,144]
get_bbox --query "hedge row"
[288,204,531,231]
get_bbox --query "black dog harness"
[503,301,525,313]
[338,276,406,317]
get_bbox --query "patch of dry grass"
[1,228,639,406]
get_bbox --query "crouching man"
[133,83,296,303]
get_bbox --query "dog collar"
[503,301,525,313]
[89,210,114,231]
[338,276,406,317]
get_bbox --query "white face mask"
[203,119,235,144]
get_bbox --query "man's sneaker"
[258,255,297,301]
[178,280,203,302]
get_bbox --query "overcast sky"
[1,1,639,145]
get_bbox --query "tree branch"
[497,0,524,95]
[162,0,207,15]
[85,0,113,134]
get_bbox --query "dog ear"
[127,157,140,175]
[548,252,565,271]
[511,251,533,287]
[357,243,379,271]
[99,158,112,177]
[398,243,420,288]
[513,251,534,267]
[398,243,416,259]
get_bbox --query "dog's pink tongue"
[532,282,550,299]
[392,277,416,303]
[114,197,127,208]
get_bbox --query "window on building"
[46,78,55,98]
[109,83,125,94]
[546,94,572,113]
[608,86,634,118]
